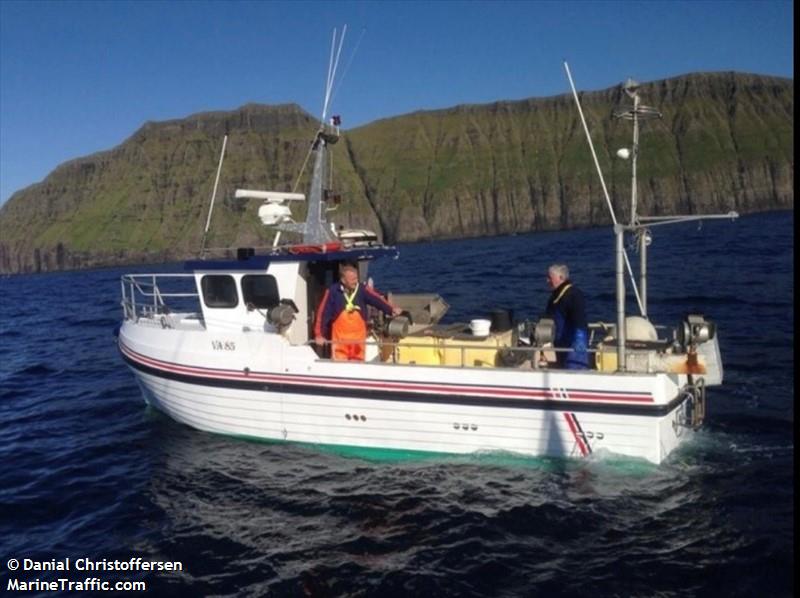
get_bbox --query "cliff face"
[0,104,382,273]
[0,72,793,273]
[345,72,793,243]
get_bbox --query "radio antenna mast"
[322,25,347,122]
[200,135,228,258]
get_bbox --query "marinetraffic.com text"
[6,557,184,592]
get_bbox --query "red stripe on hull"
[563,412,590,456]
[119,341,655,404]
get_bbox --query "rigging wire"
[563,61,645,316]
[291,140,316,193]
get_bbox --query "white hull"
[120,323,694,464]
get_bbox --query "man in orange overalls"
[314,265,401,360]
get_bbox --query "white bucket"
[469,319,491,336]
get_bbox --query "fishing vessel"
[116,38,736,464]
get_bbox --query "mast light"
[623,78,641,98]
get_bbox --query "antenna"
[328,26,366,108]
[563,62,645,315]
[565,62,739,369]
[200,135,228,257]
[612,80,662,226]
[322,25,347,122]
[262,26,350,247]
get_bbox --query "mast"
[564,63,644,371]
[301,123,340,244]
[565,64,738,372]
[613,79,662,318]
[269,27,347,245]
[300,25,347,244]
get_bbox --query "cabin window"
[201,275,239,308]
[241,275,280,310]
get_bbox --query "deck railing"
[121,273,200,321]
[311,326,675,372]
[120,272,676,372]
[310,337,582,369]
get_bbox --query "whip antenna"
[563,62,617,225]
[322,29,337,121]
[329,26,365,108]
[563,61,644,316]
[322,25,347,122]
[200,135,228,258]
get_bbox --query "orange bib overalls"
[331,285,367,361]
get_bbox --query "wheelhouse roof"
[183,245,399,272]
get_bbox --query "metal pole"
[121,278,127,319]
[630,92,648,318]
[564,62,645,315]
[630,93,640,225]
[564,62,618,226]
[640,230,648,318]
[615,224,627,371]
[201,135,228,257]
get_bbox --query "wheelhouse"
[181,246,400,344]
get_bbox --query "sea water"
[0,210,792,596]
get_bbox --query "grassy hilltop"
[0,72,792,273]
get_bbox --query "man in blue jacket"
[314,264,401,360]
[544,263,589,369]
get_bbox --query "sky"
[0,0,793,205]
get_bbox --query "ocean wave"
[0,211,792,596]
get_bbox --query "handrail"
[308,335,672,372]
[121,273,200,321]
[120,272,675,373]
[305,339,600,369]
